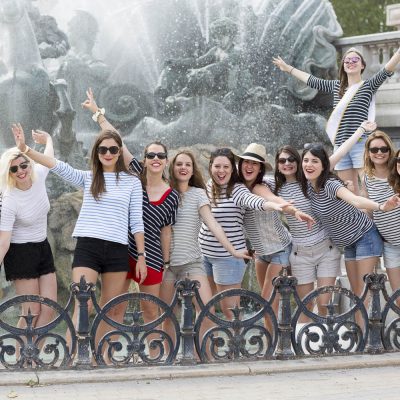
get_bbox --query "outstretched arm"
[385,47,400,72]
[81,88,134,166]
[11,124,56,168]
[329,121,377,170]
[272,56,310,83]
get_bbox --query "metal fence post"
[176,278,198,365]
[365,273,386,354]
[274,267,297,359]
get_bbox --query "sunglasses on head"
[145,152,167,160]
[278,156,296,164]
[344,56,361,64]
[10,162,29,174]
[369,146,390,154]
[97,146,120,155]
[211,148,232,157]
[303,143,324,151]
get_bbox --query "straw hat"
[237,143,273,172]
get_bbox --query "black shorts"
[72,237,129,274]
[4,239,55,281]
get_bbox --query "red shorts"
[127,257,163,286]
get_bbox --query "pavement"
[1,351,400,387]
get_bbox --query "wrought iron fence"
[1,270,400,370]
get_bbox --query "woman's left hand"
[381,195,400,212]
[32,129,51,145]
[294,210,315,229]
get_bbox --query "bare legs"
[337,168,363,195]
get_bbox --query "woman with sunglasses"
[268,121,376,314]
[0,128,56,332]
[363,131,400,293]
[82,89,179,334]
[301,142,400,300]
[273,46,400,194]
[198,147,288,318]
[11,124,145,349]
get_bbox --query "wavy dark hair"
[90,130,128,200]
[338,48,366,98]
[300,144,339,196]
[208,147,239,205]
[388,149,400,195]
[238,158,265,191]
[274,145,302,195]
[169,150,206,192]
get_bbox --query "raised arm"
[81,88,134,166]
[330,121,377,170]
[199,205,251,260]
[11,124,56,168]
[272,56,310,83]
[385,46,400,73]
[32,129,54,158]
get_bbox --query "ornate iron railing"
[1,270,400,370]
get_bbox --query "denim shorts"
[383,242,400,269]
[256,243,292,267]
[334,136,366,171]
[203,256,246,286]
[344,226,383,261]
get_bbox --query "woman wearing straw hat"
[273,46,400,195]
[237,143,314,322]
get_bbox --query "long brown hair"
[90,130,127,200]
[388,149,400,195]
[140,141,169,188]
[338,48,366,98]
[274,145,302,195]
[208,148,239,205]
[363,131,395,178]
[238,158,265,191]
[169,150,206,193]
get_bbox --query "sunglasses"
[303,143,324,151]
[278,156,297,164]
[97,146,120,155]
[369,146,390,154]
[10,162,29,174]
[395,157,400,164]
[145,152,167,160]
[211,148,233,157]
[344,56,361,64]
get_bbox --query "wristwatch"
[164,261,170,269]
[92,108,105,122]
[137,252,146,258]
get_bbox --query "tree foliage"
[331,0,400,37]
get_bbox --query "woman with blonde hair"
[273,46,400,194]
[0,128,56,331]
[362,130,400,292]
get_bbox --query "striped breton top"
[364,175,400,246]
[243,184,291,255]
[0,164,50,243]
[264,178,328,246]
[308,178,374,248]
[170,186,210,266]
[198,181,265,258]
[307,68,393,147]
[129,158,179,272]
[51,160,144,245]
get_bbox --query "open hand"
[32,129,51,145]
[272,56,291,73]
[360,121,377,133]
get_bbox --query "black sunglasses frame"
[145,152,168,160]
[9,162,30,173]
[368,146,390,154]
[97,146,120,155]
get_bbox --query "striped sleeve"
[307,75,338,93]
[129,177,144,235]
[51,160,86,188]
[129,158,143,174]
[368,68,394,92]
[232,184,265,210]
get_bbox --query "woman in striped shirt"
[362,131,400,292]
[273,46,400,194]
[198,148,287,318]
[301,144,400,298]
[269,122,376,314]
[12,124,145,349]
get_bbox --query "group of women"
[1,45,400,348]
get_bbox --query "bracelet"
[92,108,105,122]
[21,145,31,154]
[163,261,170,269]
[378,203,383,212]
[289,66,295,75]
[359,126,366,133]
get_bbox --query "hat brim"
[236,154,273,172]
